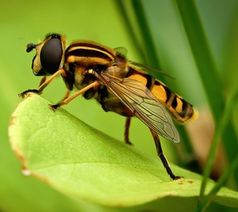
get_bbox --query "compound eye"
[40,37,63,74]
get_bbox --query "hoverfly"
[20,33,198,180]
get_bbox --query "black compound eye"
[40,37,63,74]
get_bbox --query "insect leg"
[124,117,133,145]
[50,81,100,110]
[150,129,180,180]
[39,76,47,86]
[59,90,71,102]
[37,69,65,93]
[19,69,64,98]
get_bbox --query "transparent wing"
[129,61,174,80]
[96,72,180,143]
[114,47,128,57]
[114,48,173,79]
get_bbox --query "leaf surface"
[8,94,238,207]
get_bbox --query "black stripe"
[145,74,153,89]
[164,86,172,103]
[126,67,154,89]
[154,80,162,86]
[179,101,191,118]
[126,66,136,77]
[66,49,112,61]
[182,99,188,112]
[67,42,114,58]
[172,96,177,108]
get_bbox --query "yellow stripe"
[190,108,199,121]
[67,55,110,65]
[128,74,147,85]
[67,46,115,60]
[175,97,183,113]
[151,85,167,103]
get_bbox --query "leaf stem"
[199,156,238,211]
[175,0,238,185]
[197,91,238,211]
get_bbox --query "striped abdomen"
[127,67,198,123]
[151,80,198,123]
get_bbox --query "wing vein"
[96,72,180,143]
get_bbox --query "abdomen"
[150,80,198,123]
[126,67,198,123]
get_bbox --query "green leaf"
[8,94,238,208]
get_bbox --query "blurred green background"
[1,0,238,211]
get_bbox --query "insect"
[20,33,198,180]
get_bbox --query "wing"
[129,61,174,80]
[113,47,173,79]
[114,47,128,57]
[95,72,180,143]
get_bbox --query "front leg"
[18,88,41,98]
[50,103,61,111]
[19,76,47,97]
[49,90,71,111]
[39,76,47,86]
[19,69,64,98]
[50,81,100,111]
[19,77,46,98]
